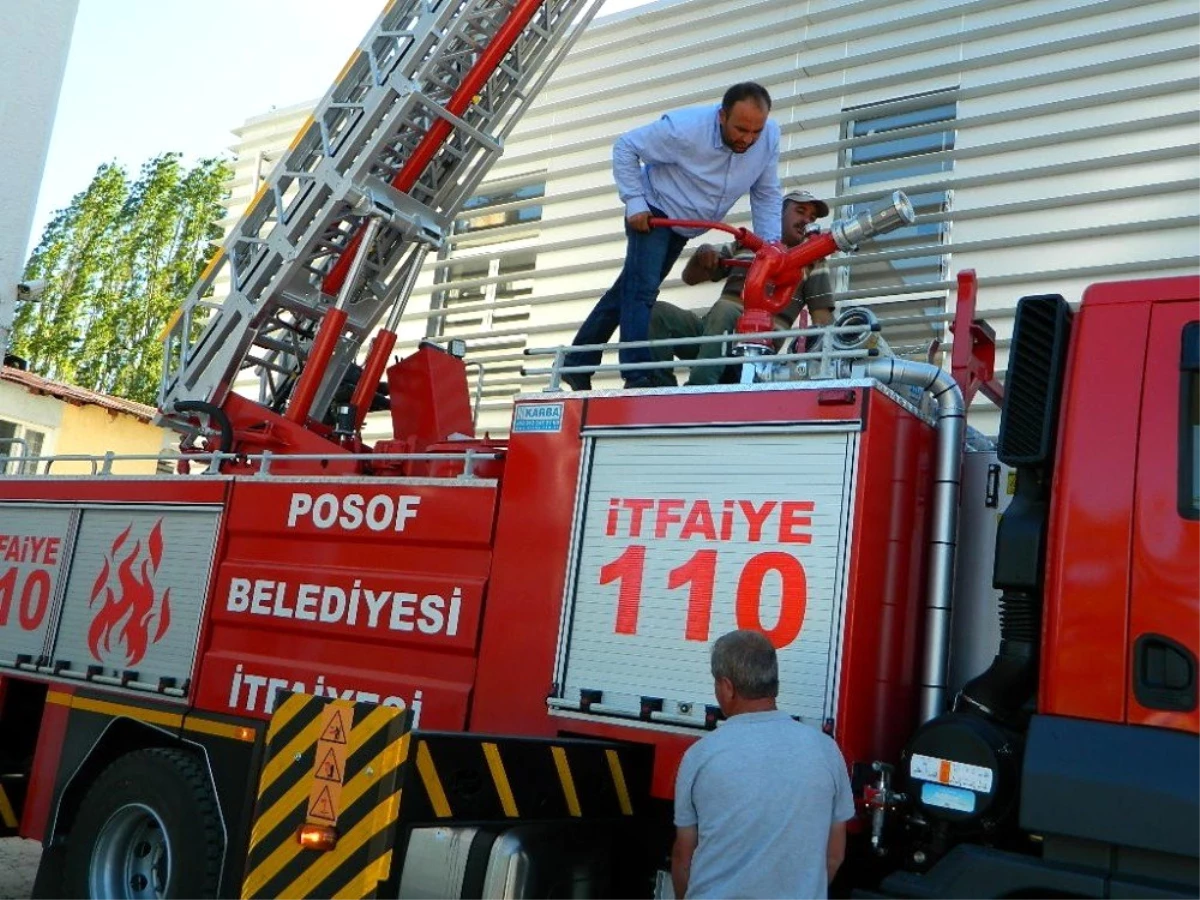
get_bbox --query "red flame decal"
[87,519,173,666]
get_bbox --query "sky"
[29,0,656,254]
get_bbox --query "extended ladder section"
[159,0,602,432]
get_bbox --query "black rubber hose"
[959,468,1049,726]
[171,400,234,455]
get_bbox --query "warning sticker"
[321,709,349,744]
[308,784,337,822]
[910,753,994,793]
[306,701,354,825]
[314,746,344,782]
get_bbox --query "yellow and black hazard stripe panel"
[241,693,413,900]
[404,732,652,825]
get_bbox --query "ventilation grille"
[997,294,1073,467]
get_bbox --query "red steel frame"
[949,270,1004,408]
[20,685,72,841]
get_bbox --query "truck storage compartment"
[551,426,858,729]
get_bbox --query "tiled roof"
[0,366,157,422]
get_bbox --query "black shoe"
[623,375,656,390]
[561,371,592,391]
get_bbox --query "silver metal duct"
[863,357,967,725]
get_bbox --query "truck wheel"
[62,747,223,899]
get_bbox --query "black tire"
[62,748,223,899]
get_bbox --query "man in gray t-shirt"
[672,630,855,899]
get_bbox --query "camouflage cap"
[783,189,830,218]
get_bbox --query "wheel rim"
[88,803,172,899]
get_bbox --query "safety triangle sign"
[320,710,349,744]
[308,784,337,822]
[315,746,343,782]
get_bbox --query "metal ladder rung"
[260,318,316,340]
[252,335,308,356]
[246,357,298,377]
[270,293,328,319]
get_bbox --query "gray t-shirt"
[673,710,855,899]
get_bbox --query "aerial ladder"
[158,0,604,470]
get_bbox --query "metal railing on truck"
[0,449,500,480]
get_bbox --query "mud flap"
[241,693,413,900]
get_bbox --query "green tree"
[14,152,230,405]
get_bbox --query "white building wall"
[0,0,79,362]
[0,381,64,463]
[224,0,1200,436]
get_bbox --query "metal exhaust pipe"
[863,357,966,724]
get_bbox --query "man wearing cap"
[647,190,834,387]
[561,82,783,391]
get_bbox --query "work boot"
[625,367,676,390]
[561,371,592,391]
[623,375,657,390]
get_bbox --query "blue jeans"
[566,212,688,381]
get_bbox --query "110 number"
[599,546,807,648]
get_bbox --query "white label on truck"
[224,577,462,636]
[910,753,995,793]
[555,427,857,726]
[286,492,421,532]
[513,402,563,433]
[224,659,423,722]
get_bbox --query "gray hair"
[711,630,779,699]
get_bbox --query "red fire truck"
[1,0,1196,898]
